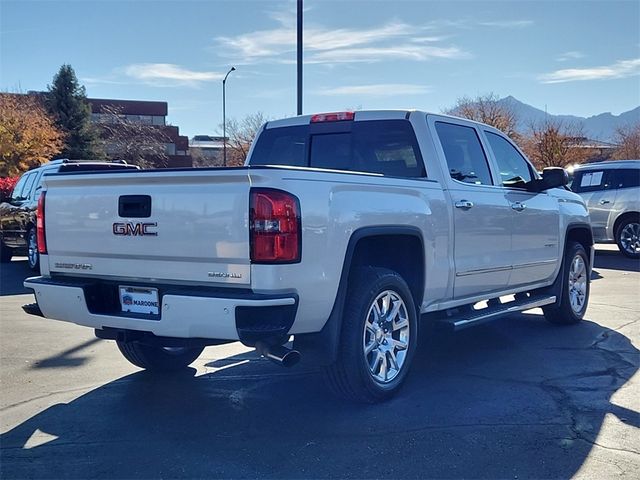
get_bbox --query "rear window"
[250,120,425,178]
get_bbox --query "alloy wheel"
[362,290,410,384]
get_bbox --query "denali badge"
[208,271,243,279]
[54,262,93,270]
[113,222,158,236]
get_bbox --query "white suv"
[571,160,640,258]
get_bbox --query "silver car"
[571,160,640,258]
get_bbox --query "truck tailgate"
[42,169,251,285]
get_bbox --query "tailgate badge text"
[113,222,158,236]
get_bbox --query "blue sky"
[1,0,639,137]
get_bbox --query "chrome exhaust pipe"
[255,341,301,368]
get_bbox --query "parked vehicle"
[23,111,593,403]
[0,159,138,269]
[570,160,640,258]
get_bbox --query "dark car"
[0,159,138,270]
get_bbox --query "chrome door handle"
[599,199,611,205]
[455,200,474,209]
[511,202,526,212]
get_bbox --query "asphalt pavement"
[1,246,638,479]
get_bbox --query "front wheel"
[616,217,640,259]
[27,228,39,271]
[116,341,204,371]
[324,267,418,403]
[543,241,590,325]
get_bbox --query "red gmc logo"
[113,222,158,236]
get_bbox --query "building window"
[153,116,165,126]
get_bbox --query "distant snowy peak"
[497,96,639,142]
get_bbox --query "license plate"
[119,286,160,315]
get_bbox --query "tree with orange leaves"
[0,93,64,177]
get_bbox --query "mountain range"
[497,96,639,143]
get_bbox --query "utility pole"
[222,66,235,166]
[297,0,303,115]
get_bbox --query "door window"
[612,169,640,189]
[485,132,533,187]
[571,170,612,193]
[435,122,493,186]
[10,173,32,201]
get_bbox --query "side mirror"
[528,167,569,192]
[541,167,569,190]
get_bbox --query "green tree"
[47,64,103,159]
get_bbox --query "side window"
[21,172,38,200]
[435,122,493,186]
[10,173,31,201]
[485,132,533,187]
[571,170,612,193]
[612,169,640,189]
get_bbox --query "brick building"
[88,98,192,167]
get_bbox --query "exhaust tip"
[256,341,301,368]
[278,349,301,368]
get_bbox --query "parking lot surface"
[1,246,638,479]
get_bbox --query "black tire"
[0,241,13,263]
[543,241,590,325]
[26,228,39,271]
[615,216,640,259]
[323,267,418,403]
[116,341,203,371]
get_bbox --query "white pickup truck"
[24,110,593,402]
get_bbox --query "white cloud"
[477,20,534,28]
[305,45,468,64]
[122,63,224,86]
[316,84,431,96]
[555,51,585,62]
[214,8,468,66]
[539,58,640,83]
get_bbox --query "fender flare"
[294,225,424,365]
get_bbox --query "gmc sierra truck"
[23,110,593,403]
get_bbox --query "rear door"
[430,118,512,299]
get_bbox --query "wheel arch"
[295,226,425,366]
[613,211,640,238]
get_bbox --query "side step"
[434,294,556,331]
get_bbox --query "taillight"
[37,191,47,254]
[310,111,355,123]
[250,188,301,263]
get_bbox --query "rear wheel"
[543,241,590,325]
[116,341,203,371]
[324,267,418,403]
[27,228,39,271]
[616,216,640,259]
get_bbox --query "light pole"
[222,66,235,166]
[297,0,302,115]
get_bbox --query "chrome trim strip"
[511,259,557,269]
[455,265,512,277]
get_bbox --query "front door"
[483,131,560,288]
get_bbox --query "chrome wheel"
[27,230,38,269]
[568,254,587,314]
[362,290,410,384]
[619,222,640,256]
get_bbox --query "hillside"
[497,96,639,143]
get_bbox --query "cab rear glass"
[250,120,426,178]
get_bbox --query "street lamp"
[222,66,235,167]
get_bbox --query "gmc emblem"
[113,222,158,236]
